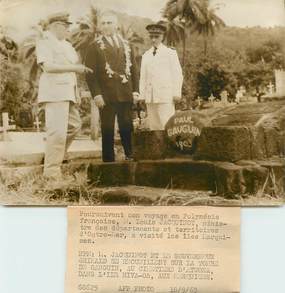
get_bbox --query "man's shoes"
[102,157,134,162]
[103,159,115,163]
[125,156,134,161]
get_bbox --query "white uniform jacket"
[36,31,79,103]
[139,43,183,104]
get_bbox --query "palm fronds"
[0,35,18,61]
[119,25,144,45]
[162,0,226,63]
[70,6,100,56]
[158,19,185,46]
[190,8,225,36]
[163,0,209,24]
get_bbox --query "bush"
[0,55,34,127]
[0,56,22,116]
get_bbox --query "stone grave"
[0,113,16,141]
[275,70,285,97]
[220,90,229,106]
[33,116,41,132]
[261,70,285,102]
[88,103,285,199]
[208,93,216,104]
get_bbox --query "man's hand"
[173,96,181,103]
[76,64,93,74]
[94,95,105,109]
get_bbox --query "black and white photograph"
[0,0,284,206]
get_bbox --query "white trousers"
[146,103,175,130]
[44,101,81,179]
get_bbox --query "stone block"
[214,162,246,198]
[135,159,215,191]
[241,165,268,194]
[88,159,215,191]
[248,127,267,160]
[132,130,174,160]
[87,159,284,199]
[101,189,131,204]
[195,126,252,162]
[253,106,285,158]
[88,162,135,186]
[214,161,269,198]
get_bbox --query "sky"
[0,0,284,41]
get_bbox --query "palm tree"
[162,0,225,65]
[162,0,208,65]
[190,7,225,55]
[0,25,18,62]
[158,19,185,47]
[119,24,145,60]
[163,0,209,23]
[19,21,47,82]
[70,6,99,61]
[119,25,144,46]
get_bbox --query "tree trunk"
[182,32,192,110]
[203,37,208,56]
[90,99,100,141]
[182,33,187,68]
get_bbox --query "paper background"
[1,206,285,293]
[65,206,240,293]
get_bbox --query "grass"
[0,169,284,207]
[0,171,102,206]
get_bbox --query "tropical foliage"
[0,37,18,62]
[162,0,225,65]
[181,26,285,102]
[159,19,185,47]
[18,22,46,82]
[71,7,145,63]
[0,44,30,126]
[71,6,99,60]
[1,4,284,122]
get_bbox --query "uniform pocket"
[51,74,74,85]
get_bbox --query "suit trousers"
[146,103,175,130]
[99,102,133,162]
[44,101,81,179]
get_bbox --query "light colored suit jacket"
[36,31,79,103]
[139,43,183,104]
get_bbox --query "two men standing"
[85,14,183,162]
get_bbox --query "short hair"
[99,10,118,23]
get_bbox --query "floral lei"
[96,34,132,84]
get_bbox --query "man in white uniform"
[139,23,183,130]
[36,12,92,180]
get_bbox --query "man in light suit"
[139,22,183,130]
[36,12,92,180]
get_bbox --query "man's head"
[146,23,166,47]
[99,11,118,36]
[46,12,72,40]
